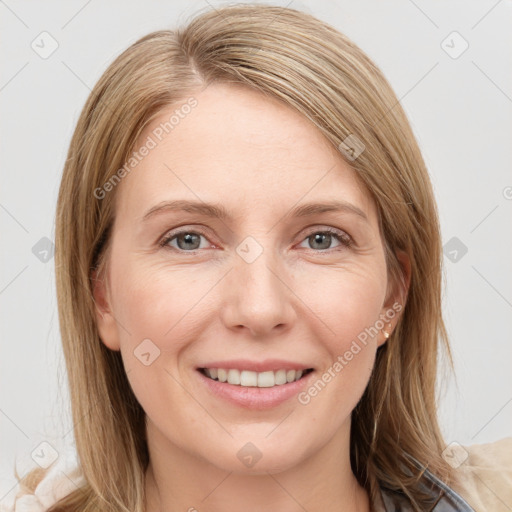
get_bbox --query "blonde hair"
[13,3,455,511]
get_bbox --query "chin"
[201,437,312,475]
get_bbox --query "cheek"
[109,262,214,430]
[295,261,387,348]
[293,264,386,415]
[111,259,216,352]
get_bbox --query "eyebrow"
[141,199,368,222]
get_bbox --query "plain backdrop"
[1,0,511,504]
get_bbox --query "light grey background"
[1,0,511,505]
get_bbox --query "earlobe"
[377,322,393,348]
[91,268,121,351]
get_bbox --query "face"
[93,82,405,475]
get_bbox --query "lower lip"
[197,369,315,410]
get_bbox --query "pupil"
[179,233,199,250]
[312,233,330,250]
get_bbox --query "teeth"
[202,368,309,387]
[227,369,240,385]
[240,370,257,386]
[258,371,275,388]
[274,369,287,385]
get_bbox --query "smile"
[200,368,314,387]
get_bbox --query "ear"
[377,250,411,347]
[91,268,121,351]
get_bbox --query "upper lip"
[197,359,314,372]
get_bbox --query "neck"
[144,418,370,512]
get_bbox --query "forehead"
[114,82,375,223]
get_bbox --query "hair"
[12,3,455,511]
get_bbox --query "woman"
[8,3,511,512]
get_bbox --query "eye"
[159,227,353,253]
[159,230,211,251]
[298,228,352,251]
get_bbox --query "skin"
[93,82,409,512]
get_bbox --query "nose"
[220,246,297,338]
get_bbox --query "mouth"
[196,362,316,409]
[198,367,314,388]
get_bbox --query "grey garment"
[377,454,475,511]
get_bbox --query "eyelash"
[158,227,353,253]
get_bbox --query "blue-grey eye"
[163,231,208,251]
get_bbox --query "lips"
[196,364,316,409]
[194,359,315,408]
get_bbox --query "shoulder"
[448,436,512,512]
[1,452,86,512]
